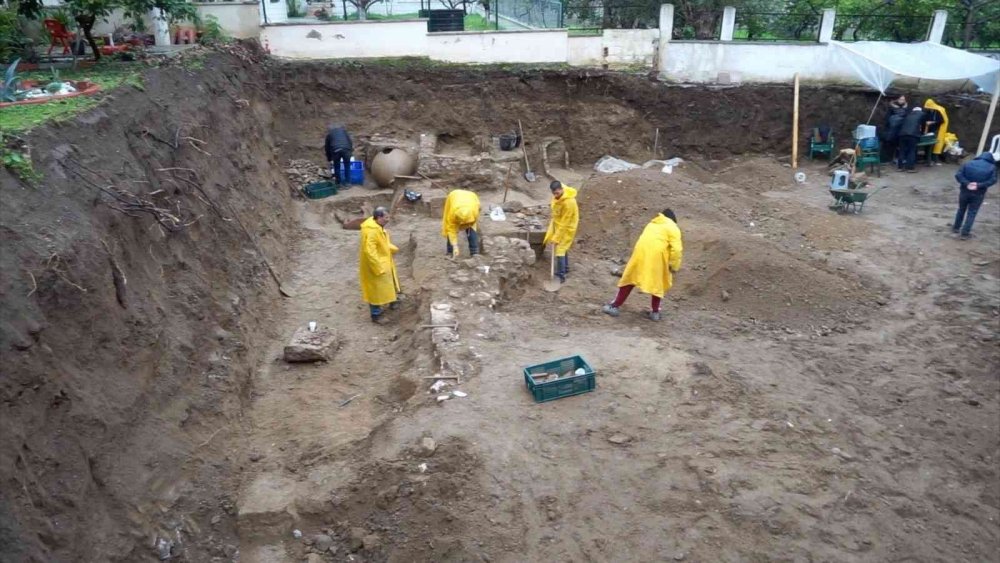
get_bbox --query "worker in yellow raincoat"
[923,98,949,165]
[441,189,480,258]
[543,181,580,283]
[359,207,400,324]
[602,209,683,322]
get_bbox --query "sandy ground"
[238,158,999,562]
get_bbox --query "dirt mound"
[573,166,880,326]
[278,439,507,561]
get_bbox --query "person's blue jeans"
[330,149,350,185]
[446,228,479,255]
[556,254,569,281]
[899,136,918,170]
[954,188,986,236]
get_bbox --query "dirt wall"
[267,62,993,167]
[0,46,295,561]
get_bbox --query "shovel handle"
[550,244,556,280]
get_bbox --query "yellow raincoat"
[924,98,950,155]
[359,217,400,306]
[441,190,480,248]
[617,213,683,298]
[543,185,579,257]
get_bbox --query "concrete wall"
[261,20,427,58]
[660,41,858,84]
[427,29,568,63]
[195,2,261,38]
[567,30,658,67]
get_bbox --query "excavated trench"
[2,46,997,562]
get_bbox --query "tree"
[344,0,384,20]
[63,0,194,61]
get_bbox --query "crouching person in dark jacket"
[953,152,997,239]
[324,124,353,186]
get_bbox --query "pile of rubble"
[284,159,327,188]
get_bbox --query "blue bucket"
[349,160,364,185]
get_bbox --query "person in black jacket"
[882,95,907,167]
[952,152,997,239]
[897,107,924,172]
[324,124,353,186]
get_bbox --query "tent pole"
[792,73,800,170]
[975,73,1000,156]
[866,92,884,125]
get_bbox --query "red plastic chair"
[43,19,75,55]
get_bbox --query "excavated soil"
[1,47,998,562]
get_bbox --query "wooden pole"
[975,73,999,156]
[792,73,800,170]
[652,128,659,159]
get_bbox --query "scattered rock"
[155,538,173,560]
[831,447,854,460]
[293,529,303,539]
[875,295,888,306]
[419,436,438,456]
[249,451,263,462]
[966,399,981,407]
[607,433,632,445]
[721,290,731,302]
[306,554,325,563]
[284,326,338,363]
[314,534,334,552]
[610,266,624,276]
[349,527,366,551]
[362,533,381,551]
[501,200,524,213]
[211,514,222,526]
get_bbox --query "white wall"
[195,2,261,38]
[427,29,567,63]
[261,20,427,58]
[567,29,657,67]
[567,36,602,65]
[660,41,859,84]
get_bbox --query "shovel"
[518,119,537,182]
[543,244,561,292]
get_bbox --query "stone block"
[283,326,338,363]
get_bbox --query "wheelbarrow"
[829,185,888,214]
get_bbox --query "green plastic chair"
[855,138,881,177]
[809,129,835,160]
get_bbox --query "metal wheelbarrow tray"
[829,185,888,214]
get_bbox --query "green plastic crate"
[523,355,595,403]
[304,181,338,200]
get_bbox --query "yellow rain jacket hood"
[359,217,400,306]
[543,185,580,256]
[441,189,480,247]
[924,98,950,155]
[617,213,683,298]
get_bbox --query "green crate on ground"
[303,181,338,200]
[523,355,596,403]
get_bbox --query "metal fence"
[496,0,564,28]
[732,12,820,42]
[833,14,932,42]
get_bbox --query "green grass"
[463,14,496,30]
[0,63,143,133]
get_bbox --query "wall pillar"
[928,10,948,44]
[657,3,674,73]
[819,8,835,43]
[720,6,736,41]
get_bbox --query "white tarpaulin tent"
[831,41,1000,153]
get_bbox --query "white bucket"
[831,170,850,189]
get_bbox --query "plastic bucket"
[831,170,850,189]
[349,161,364,185]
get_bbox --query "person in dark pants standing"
[953,152,997,240]
[882,95,907,165]
[897,107,923,172]
[324,124,353,186]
